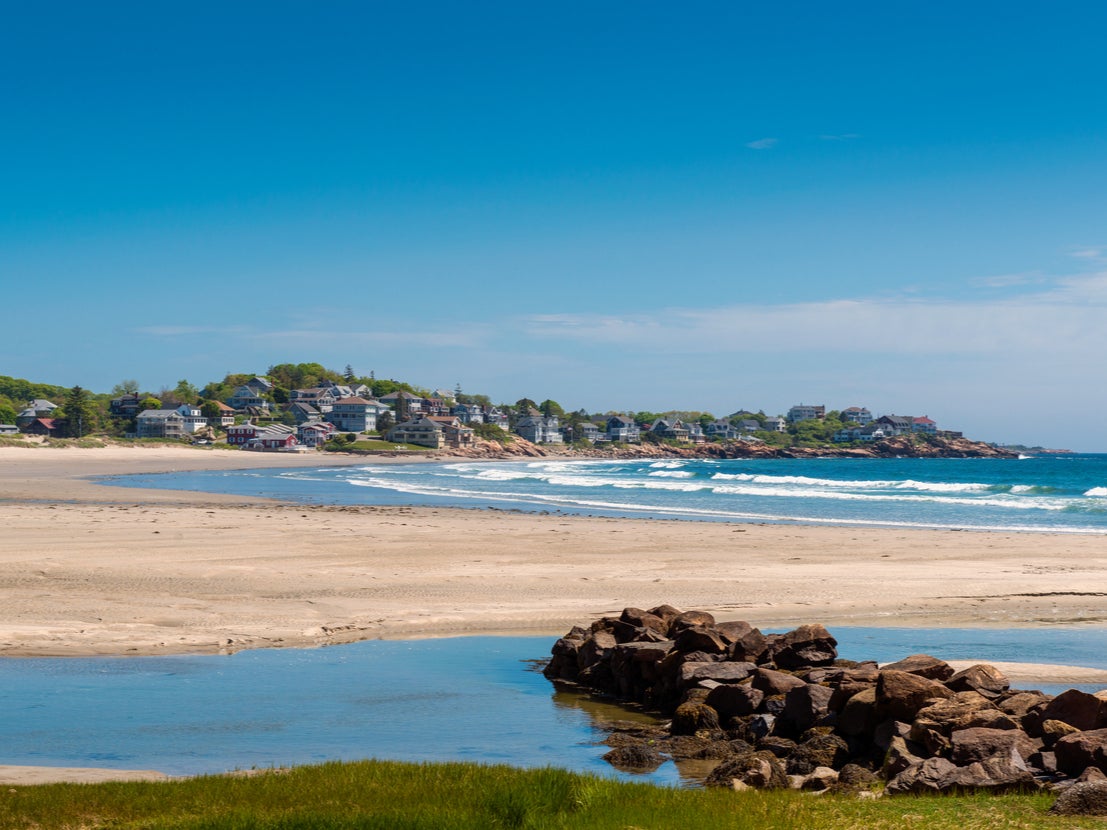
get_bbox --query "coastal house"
[606,415,641,443]
[244,376,274,395]
[225,422,259,446]
[913,416,938,435]
[705,419,739,440]
[329,396,389,433]
[289,387,337,413]
[287,401,322,425]
[174,404,208,434]
[244,424,300,451]
[763,416,787,433]
[787,404,825,424]
[135,409,186,440]
[380,390,427,420]
[297,421,336,448]
[515,414,563,444]
[427,416,475,448]
[0,424,18,435]
[17,400,58,429]
[23,417,63,437]
[208,400,237,427]
[387,417,445,449]
[484,406,510,430]
[687,422,706,443]
[109,393,142,418]
[874,415,913,436]
[833,423,891,443]
[841,406,873,426]
[650,418,690,443]
[226,384,270,413]
[451,403,485,424]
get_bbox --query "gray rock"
[880,654,954,681]
[1050,780,1107,815]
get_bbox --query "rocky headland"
[419,434,1017,461]
[544,607,1107,812]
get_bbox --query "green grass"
[0,760,1091,830]
[325,439,434,453]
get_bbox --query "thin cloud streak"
[745,137,778,150]
[520,275,1107,358]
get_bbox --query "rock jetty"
[544,607,1107,805]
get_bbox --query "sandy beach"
[2,444,1106,656]
[3,444,1107,783]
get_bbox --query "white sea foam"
[1085,487,1107,497]
[648,470,696,478]
[649,460,687,469]
[709,472,992,493]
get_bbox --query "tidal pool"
[1,628,1105,785]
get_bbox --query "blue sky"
[4,3,1106,449]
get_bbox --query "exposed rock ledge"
[435,434,1016,461]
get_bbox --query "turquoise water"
[2,629,1105,782]
[103,454,1107,533]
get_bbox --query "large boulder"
[1051,780,1107,816]
[782,683,834,733]
[886,757,961,794]
[1054,728,1107,776]
[837,687,878,737]
[882,735,926,779]
[881,654,954,681]
[770,624,838,669]
[704,751,790,789]
[705,684,764,720]
[673,626,728,655]
[602,740,664,772]
[1041,689,1107,732]
[876,669,954,722]
[946,664,1009,699]
[670,701,721,735]
[668,610,716,637]
[949,727,1039,765]
[679,661,756,689]
[954,746,1037,792]
[909,694,1016,754]
[751,667,807,697]
[787,734,849,775]
[619,607,669,636]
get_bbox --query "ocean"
[104,453,1107,534]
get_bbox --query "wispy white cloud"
[745,137,778,150]
[518,274,1107,359]
[1070,247,1104,261]
[134,325,230,336]
[969,271,1047,289]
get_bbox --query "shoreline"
[2,445,1106,656]
[2,444,1107,784]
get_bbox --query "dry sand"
[2,444,1106,782]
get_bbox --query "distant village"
[4,373,965,453]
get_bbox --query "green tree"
[62,386,98,437]
[140,396,162,412]
[200,401,223,421]
[376,410,394,435]
[539,399,565,419]
[111,379,140,396]
[173,379,199,405]
[0,404,16,425]
[344,364,356,383]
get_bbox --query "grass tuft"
[0,760,1093,830]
